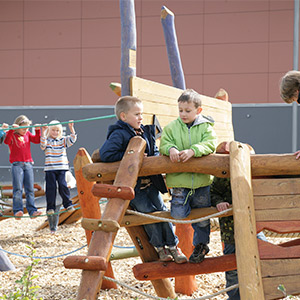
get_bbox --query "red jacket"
[4,129,41,163]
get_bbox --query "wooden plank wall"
[131,76,234,144]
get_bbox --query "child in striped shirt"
[41,120,77,225]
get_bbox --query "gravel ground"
[0,208,298,300]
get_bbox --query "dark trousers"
[45,170,72,211]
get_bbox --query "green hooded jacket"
[159,115,218,189]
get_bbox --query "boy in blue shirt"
[100,96,187,264]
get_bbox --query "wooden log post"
[120,0,136,96]
[126,224,176,299]
[73,148,116,290]
[161,6,185,89]
[229,141,264,300]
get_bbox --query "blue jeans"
[11,162,37,216]
[170,186,211,246]
[47,205,61,232]
[45,170,72,210]
[130,184,179,248]
[223,232,267,300]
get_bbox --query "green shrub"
[0,243,43,300]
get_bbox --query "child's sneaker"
[47,209,55,215]
[157,247,173,262]
[30,210,42,219]
[66,205,75,212]
[14,211,23,220]
[169,246,188,264]
[189,243,209,263]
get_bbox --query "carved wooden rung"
[63,255,107,270]
[81,218,120,232]
[91,183,135,200]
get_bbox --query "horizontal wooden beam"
[82,153,300,182]
[132,254,236,281]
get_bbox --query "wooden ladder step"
[91,183,135,200]
[64,255,107,271]
[81,218,120,232]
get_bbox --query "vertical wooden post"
[161,6,186,89]
[174,225,197,295]
[73,148,116,290]
[120,0,136,96]
[126,225,176,299]
[229,141,265,299]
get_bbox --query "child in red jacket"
[4,115,42,219]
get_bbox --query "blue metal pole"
[161,6,186,89]
[120,0,137,96]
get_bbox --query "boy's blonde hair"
[115,96,142,120]
[178,89,202,108]
[46,120,63,139]
[14,115,32,126]
[280,70,300,103]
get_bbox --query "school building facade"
[0,0,297,106]
[0,0,298,183]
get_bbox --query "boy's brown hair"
[178,89,202,108]
[115,96,142,120]
[280,70,300,104]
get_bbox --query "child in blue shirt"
[100,96,187,264]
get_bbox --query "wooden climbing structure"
[63,1,300,298]
[62,76,300,300]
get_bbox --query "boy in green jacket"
[159,89,218,263]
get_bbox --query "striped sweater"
[40,134,77,171]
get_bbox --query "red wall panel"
[0,0,297,106]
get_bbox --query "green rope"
[1,114,116,130]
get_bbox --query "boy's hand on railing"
[169,147,180,163]
[216,202,230,212]
[294,150,300,160]
[179,149,195,163]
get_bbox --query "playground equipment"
[63,75,300,299]
[61,1,300,298]
[67,131,300,299]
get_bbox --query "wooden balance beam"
[82,153,300,182]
